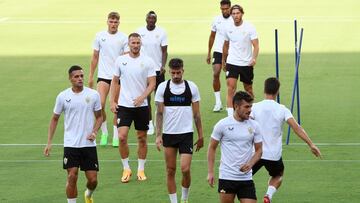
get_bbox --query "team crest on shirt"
[101,38,106,42]
[141,34,145,37]
[64,157,68,165]
[248,127,254,135]
[228,126,234,131]
[122,62,127,66]
[140,63,144,68]
[85,96,91,103]
[65,99,71,103]
[155,35,159,39]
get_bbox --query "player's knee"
[67,173,78,184]
[166,166,176,177]
[181,165,190,176]
[87,177,98,188]
[119,135,128,144]
[137,136,147,145]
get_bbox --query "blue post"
[295,21,301,125]
[286,28,304,145]
[275,29,280,103]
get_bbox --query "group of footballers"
[43,1,322,203]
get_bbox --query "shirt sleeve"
[223,27,229,41]
[147,58,157,77]
[253,121,263,144]
[92,33,100,51]
[161,30,168,46]
[189,81,200,102]
[154,82,166,103]
[249,24,258,40]
[211,120,223,141]
[283,106,294,122]
[53,93,64,115]
[114,58,121,77]
[93,92,102,111]
[211,17,217,32]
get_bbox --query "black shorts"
[218,179,257,200]
[225,63,254,84]
[117,106,149,131]
[97,78,111,85]
[162,132,193,154]
[212,52,223,65]
[252,158,284,177]
[155,71,165,92]
[63,147,99,171]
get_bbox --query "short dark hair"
[230,4,244,14]
[68,65,82,76]
[232,91,253,108]
[264,77,280,95]
[146,10,157,18]
[108,11,120,20]
[128,32,141,39]
[168,58,183,70]
[220,0,231,6]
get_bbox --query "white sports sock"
[67,198,76,203]
[138,159,146,171]
[100,121,108,135]
[227,108,234,117]
[214,91,221,105]
[181,186,190,201]
[266,185,277,199]
[85,188,94,198]
[121,158,130,170]
[113,125,118,140]
[169,193,177,203]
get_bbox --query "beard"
[223,13,230,18]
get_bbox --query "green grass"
[1,0,360,202]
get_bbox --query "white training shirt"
[211,116,262,181]
[93,31,128,79]
[224,21,258,66]
[53,87,101,148]
[155,80,200,134]
[136,26,168,71]
[114,53,156,107]
[211,15,234,53]
[251,99,293,161]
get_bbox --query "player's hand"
[155,136,163,151]
[44,144,51,157]
[160,67,166,75]
[240,163,252,173]
[206,54,211,64]
[194,136,204,152]
[222,63,227,72]
[133,96,145,107]
[88,78,94,89]
[249,58,256,67]
[87,132,97,142]
[110,101,118,113]
[207,172,215,187]
[310,144,322,159]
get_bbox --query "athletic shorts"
[162,132,193,154]
[218,179,257,200]
[212,52,223,65]
[63,147,99,171]
[252,158,284,177]
[156,71,165,92]
[117,106,149,131]
[225,63,254,84]
[97,78,111,85]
